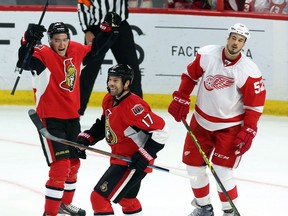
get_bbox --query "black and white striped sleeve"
[77,0,129,33]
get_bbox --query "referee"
[77,0,143,115]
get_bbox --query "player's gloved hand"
[100,11,121,33]
[21,24,46,45]
[129,147,155,172]
[76,148,87,159]
[77,132,94,147]
[233,126,257,156]
[168,91,190,122]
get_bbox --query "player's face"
[225,33,246,57]
[49,33,69,57]
[108,76,129,98]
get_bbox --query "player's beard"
[226,44,242,56]
[109,86,125,98]
[109,87,119,96]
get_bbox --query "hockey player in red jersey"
[76,64,169,216]
[168,23,266,216]
[17,16,120,216]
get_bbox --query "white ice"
[0,105,287,216]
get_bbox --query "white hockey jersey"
[179,45,266,131]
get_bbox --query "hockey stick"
[182,118,240,216]
[28,109,196,181]
[11,0,49,96]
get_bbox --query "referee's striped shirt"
[78,0,129,32]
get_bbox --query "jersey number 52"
[254,79,265,94]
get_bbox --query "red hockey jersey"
[32,41,91,119]
[101,93,168,169]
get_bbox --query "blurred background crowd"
[1,0,287,14]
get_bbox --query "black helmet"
[47,22,70,39]
[107,64,134,87]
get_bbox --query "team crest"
[184,151,190,156]
[59,58,77,92]
[204,75,234,91]
[105,113,117,144]
[131,104,144,116]
[99,181,109,192]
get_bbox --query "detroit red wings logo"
[204,75,234,91]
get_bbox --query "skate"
[223,209,236,216]
[58,202,86,216]
[188,199,214,216]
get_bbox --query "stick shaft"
[28,109,196,181]
[182,118,240,216]
[38,0,49,25]
[11,0,49,95]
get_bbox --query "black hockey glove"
[100,11,121,33]
[77,132,95,146]
[16,46,35,70]
[129,147,156,172]
[22,24,46,46]
[75,132,95,160]
[76,148,87,159]
[129,136,165,172]
[77,117,105,145]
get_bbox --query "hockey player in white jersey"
[168,23,266,216]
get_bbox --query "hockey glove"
[91,12,120,59]
[233,126,257,156]
[129,147,156,172]
[77,132,95,147]
[100,11,121,33]
[168,91,190,122]
[16,46,35,70]
[22,24,46,46]
[76,148,87,159]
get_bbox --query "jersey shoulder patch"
[131,104,144,116]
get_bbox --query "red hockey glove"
[100,11,121,33]
[77,132,94,147]
[129,147,155,172]
[233,126,257,156]
[168,91,190,122]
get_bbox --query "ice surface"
[0,106,287,216]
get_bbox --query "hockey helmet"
[107,64,134,87]
[47,22,70,39]
[228,23,250,41]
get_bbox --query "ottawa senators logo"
[99,181,108,192]
[204,75,234,91]
[60,58,77,92]
[105,110,117,145]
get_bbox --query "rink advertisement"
[0,10,287,102]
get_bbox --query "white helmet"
[228,23,250,41]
